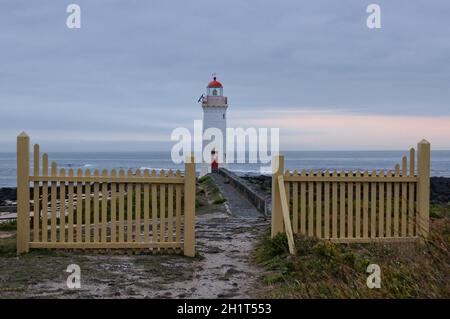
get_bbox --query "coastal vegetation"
[0,174,448,298]
[196,175,227,213]
[0,220,16,232]
[252,203,450,298]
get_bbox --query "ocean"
[1,150,450,187]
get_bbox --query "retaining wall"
[218,168,271,217]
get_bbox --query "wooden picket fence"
[16,132,196,256]
[271,140,431,254]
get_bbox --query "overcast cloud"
[0,0,449,150]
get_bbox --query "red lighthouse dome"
[207,77,223,88]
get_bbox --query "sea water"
[0,150,449,187]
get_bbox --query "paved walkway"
[174,173,268,298]
[209,173,264,218]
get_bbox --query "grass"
[212,198,227,205]
[0,221,17,257]
[0,237,16,257]
[0,220,17,231]
[252,204,450,298]
[196,174,227,213]
[198,175,212,184]
[430,203,449,218]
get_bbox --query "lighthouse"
[200,76,228,176]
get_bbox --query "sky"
[0,0,449,151]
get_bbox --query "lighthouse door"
[211,150,219,172]
[211,160,218,172]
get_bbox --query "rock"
[0,188,16,206]
[205,246,224,254]
[430,177,450,204]
[225,268,240,276]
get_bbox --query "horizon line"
[1,149,450,153]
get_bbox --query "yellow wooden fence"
[16,132,196,256]
[272,140,430,254]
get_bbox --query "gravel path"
[0,173,269,298]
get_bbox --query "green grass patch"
[212,198,227,205]
[196,175,227,212]
[199,175,212,184]
[430,203,449,218]
[0,237,16,257]
[0,220,17,231]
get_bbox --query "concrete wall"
[218,168,271,217]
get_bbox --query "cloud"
[231,112,450,150]
[0,0,449,150]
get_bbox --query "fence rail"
[272,140,430,253]
[16,132,196,256]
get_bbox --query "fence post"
[184,154,196,257]
[271,154,284,238]
[277,175,296,255]
[417,139,430,238]
[17,132,30,254]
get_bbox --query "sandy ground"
[0,174,269,298]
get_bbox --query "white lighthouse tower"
[200,76,228,176]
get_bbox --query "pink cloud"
[231,113,450,150]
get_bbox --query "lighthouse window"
[223,113,225,119]
[212,89,218,96]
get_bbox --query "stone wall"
[218,168,271,217]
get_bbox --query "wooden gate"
[271,140,431,254]
[16,132,196,256]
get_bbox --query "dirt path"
[0,174,268,298]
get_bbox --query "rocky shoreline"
[429,177,450,204]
